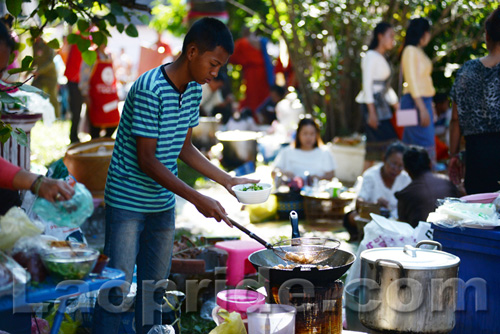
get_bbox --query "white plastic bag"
[147,325,175,334]
[345,214,432,286]
[428,199,500,228]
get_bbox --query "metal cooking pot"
[191,116,221,150]
[359,241,460,334]
[215,130,261,170]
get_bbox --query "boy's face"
[187,45,230,85]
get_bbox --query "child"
[92,18,257,334]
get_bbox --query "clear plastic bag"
[33,183,93,228]
[11,236,51,283]
[428,198,500,228]
[0,207,44,251]
[0,251,31,297]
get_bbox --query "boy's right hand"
[194,194,233,227]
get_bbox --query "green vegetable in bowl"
[43,258,95,280]
[242,184,264,191]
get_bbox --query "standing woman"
[356,22,399,168]
[449,8,500,194]
[400,18,436,161]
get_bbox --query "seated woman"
[396,146,459,227]
[343,142,411,241]
[272,116,336,182]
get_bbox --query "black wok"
[248,246,356,285]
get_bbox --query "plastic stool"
[215,240,265,286]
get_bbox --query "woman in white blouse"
[356,22,399,167]
[343,142,411,241]
[272,116,336,181]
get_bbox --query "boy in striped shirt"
[93,18,257,333]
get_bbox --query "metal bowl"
[41,248,99,280]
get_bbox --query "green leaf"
[111,2,124,16]
[30,27,41,39]
[56,6,71,18]
[76,37,91,53]
[26,38,33,47]
[12,128,28,147]
[0,91,20,104]
[47,38,60,49]
[21,56,33,69]
[125,24,138,38]
[77,19,89,33]
[105,13,117,26]
[0,127,12,144]
[45,9,58,22]
[6,0,22,17]
[67,34,78,44]
[91,31,106,46]
[8,67,30,75]
[18,84,48,98]
[82,50,97,66]
[65,12,78,25]
[116,23,124,33]
[139,14,150,25]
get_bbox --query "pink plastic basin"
[216,289,266,315]
[460,192,499,204]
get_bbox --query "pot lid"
[361,245,460,270]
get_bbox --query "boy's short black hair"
[182,17,234,55]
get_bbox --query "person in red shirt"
[65,41,84,143]
[80,43,120,138]
[0,157,74,202]
[230,28,274,122]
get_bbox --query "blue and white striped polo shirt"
[104,65,201,212]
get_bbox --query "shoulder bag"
[396,66,419,127]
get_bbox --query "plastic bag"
[345,214,431,286]
[147,325,176,334]
[33,183,93,228]
[208,309,247,334]
[11,236,50,283]
[246,194,278,223]
[0,251,31,296]
[45,304,80,334]
[0,207,44,251]
[428,199,500,228]
[31,317,50,334]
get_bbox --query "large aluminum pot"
[359,241,460,334]
[191,116,221,150]
[215,130,261,170]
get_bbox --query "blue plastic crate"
[433,225,500,334]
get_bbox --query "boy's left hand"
[225,176,260,197]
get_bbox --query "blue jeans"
[92,206,175,334]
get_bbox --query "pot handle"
[374,259,405,285]
[416,240,442,251]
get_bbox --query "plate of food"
[232,183,272,204]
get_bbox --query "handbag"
[396,66,419,127]
[396,108,419,127]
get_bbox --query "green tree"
[225,0,497,140]
[0,0,148,141]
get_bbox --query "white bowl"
[232,183,272,204]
